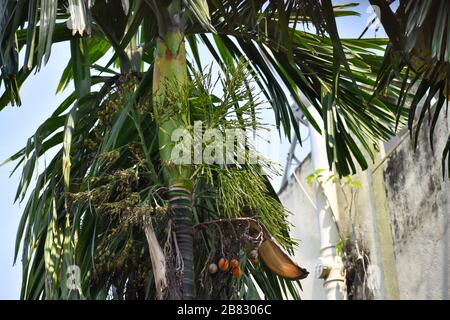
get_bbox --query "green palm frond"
[370,0,450,177]
[1,0,398,175]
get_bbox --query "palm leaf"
[370,0,450,177]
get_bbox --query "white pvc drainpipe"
[307,104,347,300]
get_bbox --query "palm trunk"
[153,27,195,299]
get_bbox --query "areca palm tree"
[1,0,447,300]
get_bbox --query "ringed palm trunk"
[153,27,195,299]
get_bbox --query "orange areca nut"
[232,266,242,279]
[218,258,229,271]
[230,258,239,269]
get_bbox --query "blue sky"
[0,0,385,299]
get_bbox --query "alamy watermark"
[366,4,382,32]
[66,265,82,292]
[168,121,281,167]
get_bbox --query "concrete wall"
[280,111,450,300]
[382,112,450,299]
